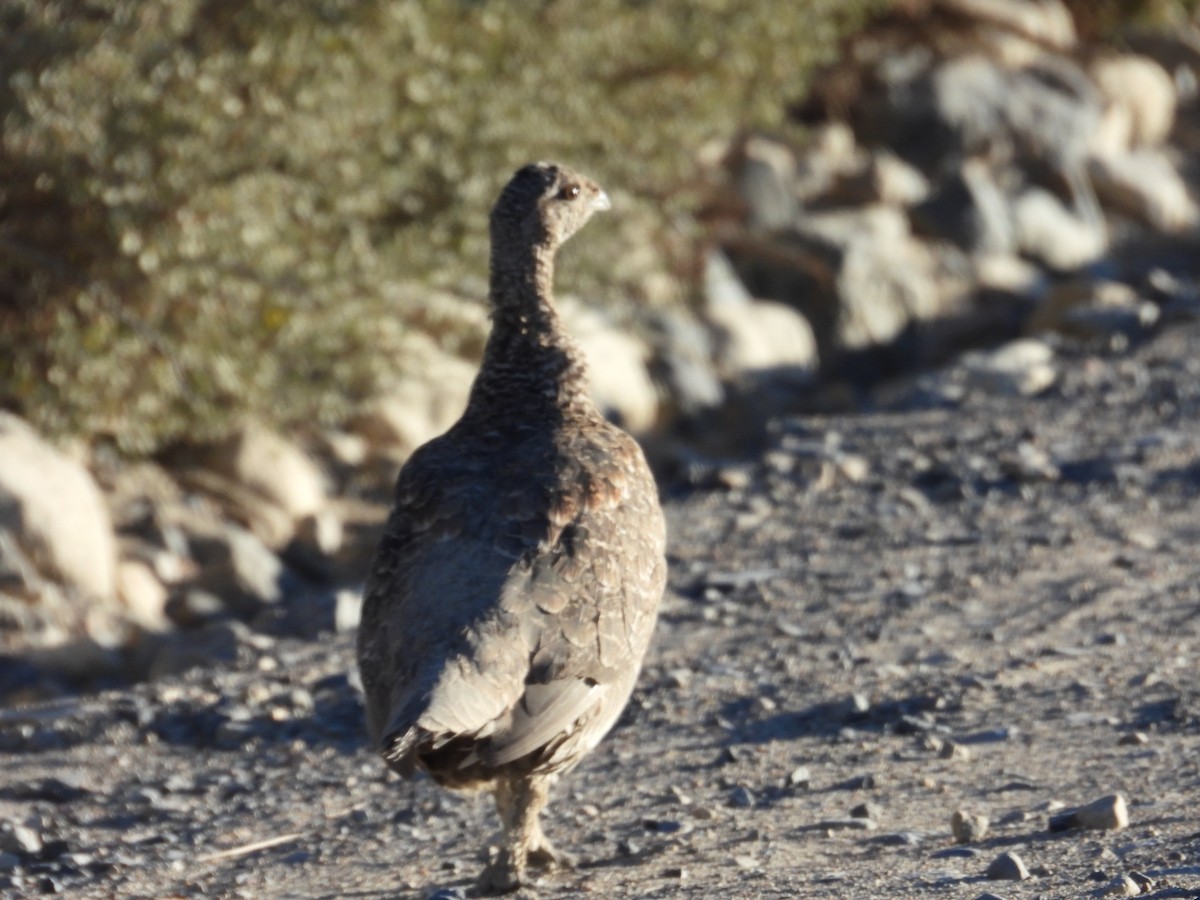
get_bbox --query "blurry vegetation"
[0,0,880,454]
[1062,0,1200,38]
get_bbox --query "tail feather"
[382,726,419,774]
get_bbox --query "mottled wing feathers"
[359,418,665,778]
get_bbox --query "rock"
[986,851,1030,881]
[705,251,819,376]
[951,809,990,843]
[199,422,327,522]
[1088,151,1199,233]
[115,560,169,631]
[562,301,660,433]
[354,348,475,459]
[729,785,757,808]
[851,801,881,821]
[1102,874,1142,897]
[1090,55,1176,151]
[935,0,1075,49]
[1118,731,1149,746]
[736,136,799,230]
[837,232,942,351]
[1048,793,1129,832]
[910,159,1014,255]
[964,338,1056,396]
[1029,280,1159,342]
[177,525,286,620]
[1012,188,1106,271]
[826,151,930,207]
[334,589,362,633]
[0,413,117,600]
[788,766,812,788]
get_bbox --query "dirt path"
[2,321,1200,899]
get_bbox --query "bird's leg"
[478,776,567,893]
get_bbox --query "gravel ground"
[3,320,1200,899]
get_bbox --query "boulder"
[1012,187,1107,271]
[355,349,475,459]
[563,302,660,433]
[1089,150,1199,233]
[704,251,819,376]
[199,422,327,522]
[1091,55,1176,150]
[0,413,117,600]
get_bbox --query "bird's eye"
[557,184,581,201]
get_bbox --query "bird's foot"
[526,837,577,871]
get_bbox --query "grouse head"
[490,162,611,253]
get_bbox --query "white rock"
[705,251,819,375]
[1089,150,1199,233]
[1091,55,1177,149]
[965,338,1056,396]
[1013,188,1107,271]
[562,301,660,433]
[357,350,475,459]
[837,237,942,350]
[203,422,327,521]
[0,413,117,600]
[115,559,169,631]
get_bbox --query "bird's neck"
[466,240,593,419]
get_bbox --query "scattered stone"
[729,786,757,809]
[788,766,812,789]
[816,817,877,832]
[951,809,990,843]
[1118,732,1149,746]
[986,851,1030,881]
[1102,873,1142,897]
[850,801,881,821]
[1048,793,1129,832]
[939,739,972,760]
[964,339,1056,397]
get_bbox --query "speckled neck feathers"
[465,164,606,421]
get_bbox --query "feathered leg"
[477,775,568,893]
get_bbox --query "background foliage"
[2,0,1195,453]
[0,0,875,453]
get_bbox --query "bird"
[357,162,667,893]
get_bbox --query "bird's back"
[357,405,665,785]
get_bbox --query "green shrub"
[0,0,879,452]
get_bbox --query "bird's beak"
[592,190,612,212]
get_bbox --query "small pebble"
[986,851,1029,881]
[850,801,881,821]
[818,817,877,832]
[729,786,756,809]
[951,809,989,844]
[1117,732,1148,746]
[788,766,811,789]
[1102,874,1141,896]
[939,740,971,760]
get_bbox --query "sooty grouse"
[357,162,667,893]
